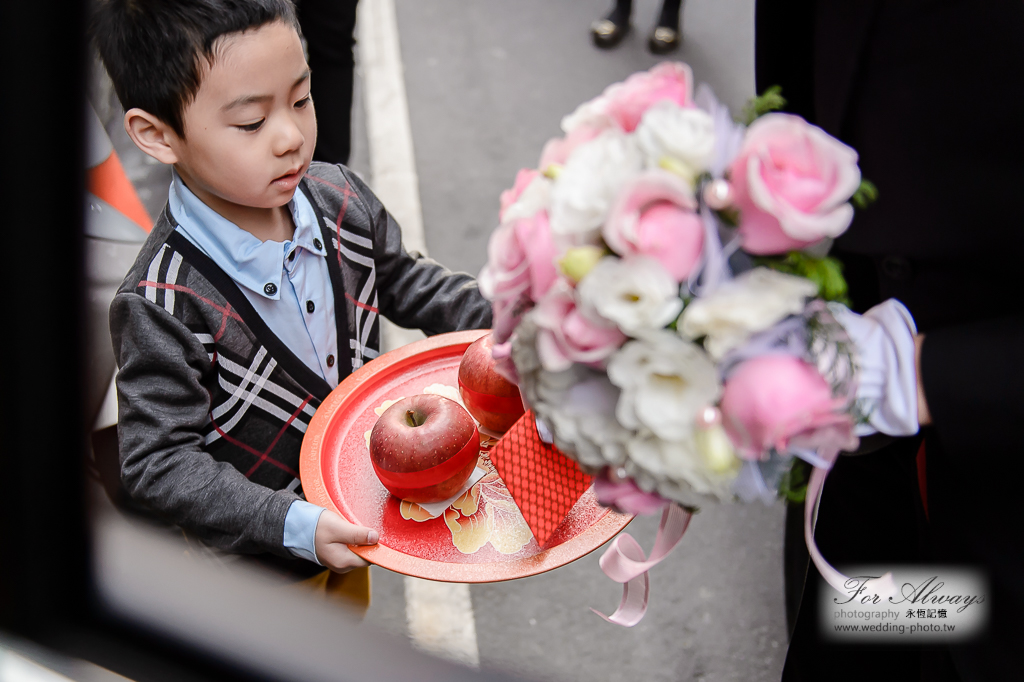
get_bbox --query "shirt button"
[326,354,335,368]
[313,238,323,250]
[306,300,315,314]
[264,282,278,296]
[288,250,296,261]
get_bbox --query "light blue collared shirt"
[168,171,330,565]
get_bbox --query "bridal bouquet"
[479,62,879,517]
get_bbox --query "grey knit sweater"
[110,162,491,558]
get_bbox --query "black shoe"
[648,25,680,54]
[591,18,630,49]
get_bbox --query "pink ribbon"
[592,504,692,626]
[805,464,897,601]
[593,453,900,627]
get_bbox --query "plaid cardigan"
[110,162,491,558]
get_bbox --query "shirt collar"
[168,170,326,300]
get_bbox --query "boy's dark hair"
[92,0,301,138]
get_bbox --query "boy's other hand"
[314,510,378,573]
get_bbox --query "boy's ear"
[124,108,180,165]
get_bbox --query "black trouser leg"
[606,0,633,26]
[657,0,683,29]
[784,500,809,638]
[298,0,359,166]
[781,444,925,681]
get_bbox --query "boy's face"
[166,21,316,221]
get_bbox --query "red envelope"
[489,411,593,548]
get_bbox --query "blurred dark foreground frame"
[0,3,519,681]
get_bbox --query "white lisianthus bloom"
[607,330,721,442]
[679,267,818,359]
[577,256,683,336]
[511,319,631,471]
[549,130,644,245]
[635,102,716,183]
[502,174,552,223]
[626,433,736,501]
[541,373,632,470]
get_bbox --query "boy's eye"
[295,96,311,109]
[236,119,264,132]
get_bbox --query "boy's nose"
[272,116,306,155]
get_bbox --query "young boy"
[94,0,491,579]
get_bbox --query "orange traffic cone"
[85,104,152,432]
[87,108,152,232]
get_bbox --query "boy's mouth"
[272,167,304,186]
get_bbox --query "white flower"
[607,331,721,442]
[625,432,737,501]
[502,174,552,223]
[560,94,613,134]
[635,101,716,183]
[511,321,632,471]
[577,256,683,336]
[548,130,643,246]
[679,267,818,359]
[512,314,732,507]
[541,373,632,469]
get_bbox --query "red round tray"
[300,330,632,582]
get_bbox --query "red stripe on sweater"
[345,292,379,314]
[138,281,244,322]
[244,396,311,478]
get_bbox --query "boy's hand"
[314,510,378,573]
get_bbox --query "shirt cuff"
[283,500,325,565]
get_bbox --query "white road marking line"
[357,0,480,668]
[404,578,481,668]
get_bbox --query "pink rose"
[533,282,627,372]
[479,211,559,343]
[499,169,540,222]
[730,113,862,255]
[603,171,704,282]
[603,62,694,133]
[538,124,604,169]
[719,355,853,460]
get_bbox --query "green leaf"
[851,179,879,210]
[754,251,851,305]
[778,458,811,504]
[741,85,787,126]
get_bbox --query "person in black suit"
[298,0,359,165]
[756,1,1024,680]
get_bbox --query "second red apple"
[458,333,526,434]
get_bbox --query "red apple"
[458,333,526,434]
[369,394,479,503]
